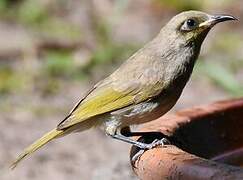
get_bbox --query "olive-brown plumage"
[11,10,237,168]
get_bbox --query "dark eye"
[181,18,198,31]
[186,19,196,27]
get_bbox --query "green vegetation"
[0,66,26,94]
[0,0,242,99]
[18,0,48,24]
[196,60,243,97]
[156,0,202,10]
[0,0,139,96]
[43,50,74,78]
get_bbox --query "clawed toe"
[131,138,170,167]
[131,149,145,168]
[146,137,170,149]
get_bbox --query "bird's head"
[163,10,237,46]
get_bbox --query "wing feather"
[57,82,137,129]
[57,64,164,130]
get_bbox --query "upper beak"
[199,14,238,27]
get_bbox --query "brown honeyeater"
[11,11,237,168]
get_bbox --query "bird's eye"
[186,19,196,27]
[180,19,198,31]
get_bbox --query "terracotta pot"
[130,98,243,180]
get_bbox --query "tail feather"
[10,129,64,169]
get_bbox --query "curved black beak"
[212,14,238,23]
[199,14,238,27]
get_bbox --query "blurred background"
[0,0,242,179]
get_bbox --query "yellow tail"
[10,129,64,169]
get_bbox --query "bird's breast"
[107,85,182,128]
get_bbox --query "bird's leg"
[106,127,152,149]
[120,126,171,147]
[105,124,171,167]
[105,125,170,149]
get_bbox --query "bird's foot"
[131,137,170,167]
[145,137,170,149]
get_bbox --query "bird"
[10,10,237,169]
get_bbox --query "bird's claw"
[131,149,145,168]
[145,137,170,149]
[131,137,170,168]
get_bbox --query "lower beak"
[199,14,238,27]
